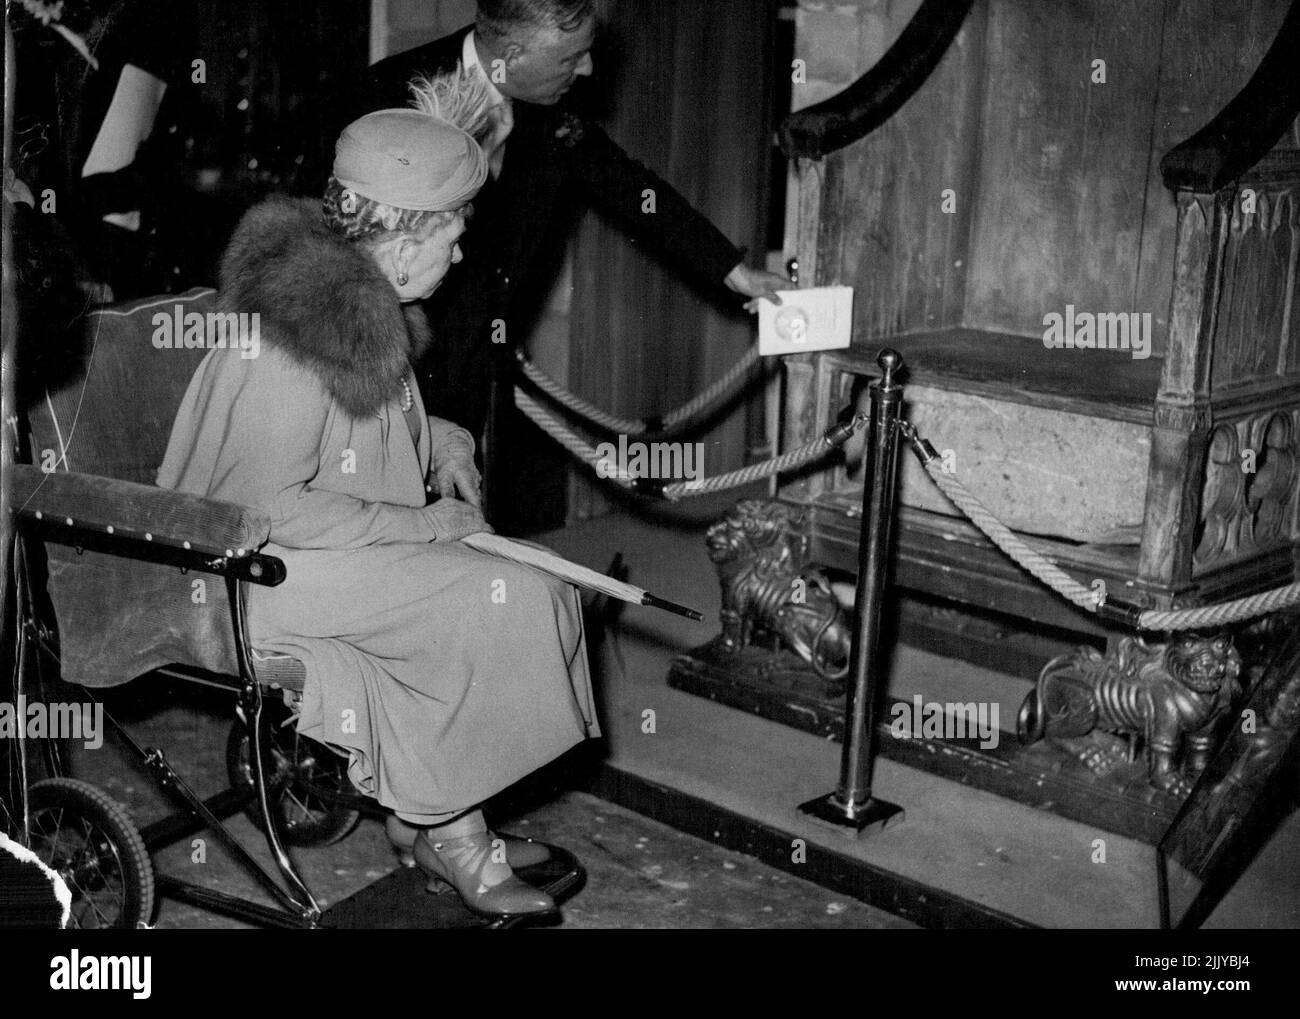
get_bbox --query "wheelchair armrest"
[10,463,282,584]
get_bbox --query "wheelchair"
[3,289,583,929]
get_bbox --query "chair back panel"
[26,288,217,483]
[23,287,240,686]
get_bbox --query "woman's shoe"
[386,814,551,869]
[411,829,556,919]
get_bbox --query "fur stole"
[217,195,432,417]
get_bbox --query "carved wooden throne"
[671,0,1300,865]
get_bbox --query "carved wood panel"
[1194,408,1300,570]
[1134,0,1293,358]
[1213,188,1300,390]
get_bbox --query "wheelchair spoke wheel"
[226,703,361,847]
[26,778,155,930]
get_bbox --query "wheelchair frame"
[12,508,326,928]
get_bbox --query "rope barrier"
[514,387,865,500]
[919,458,1100,612]
[659,417,864,500]
[514,390,636,483]
[899,422,1300,631]
[516,346,763,437]
[513,357,1300,629]
[1137,585,1300,630]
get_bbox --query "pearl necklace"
[400,376,413,413]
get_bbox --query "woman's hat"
[333,109,487,212]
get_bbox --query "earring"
[397,271,409,286]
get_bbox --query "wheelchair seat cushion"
[252,650,306,693]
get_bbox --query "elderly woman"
[156,76,598,920]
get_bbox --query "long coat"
[157,197,599,822]
[315,25,745,441]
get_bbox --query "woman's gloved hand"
[428,420,482,509]
[434,451,482,509]
[426,498,493,542]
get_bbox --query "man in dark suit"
[324,0,788,470]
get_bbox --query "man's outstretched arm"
[566,117,790,309]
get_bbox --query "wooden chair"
[779,0,1300,654]
[669,0,1300,873]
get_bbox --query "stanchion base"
[797,792,905,836]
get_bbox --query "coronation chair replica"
[671,0,1300,926]
[9,288,582,929]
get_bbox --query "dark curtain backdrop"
[10,1,370,415]
[568,0,777,519]
[182,0,372,284]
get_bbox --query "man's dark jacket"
[319,26,744,440]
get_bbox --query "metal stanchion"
[799,349,906,834]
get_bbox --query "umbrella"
[461,532,704,621]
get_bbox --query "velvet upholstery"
[12,465,270,556]
[21,289,303,690]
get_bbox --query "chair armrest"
[10,463,271,556]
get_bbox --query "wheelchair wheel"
[26,778,155,929]
[226,702,361,847]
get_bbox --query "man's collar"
[464,30,509,109]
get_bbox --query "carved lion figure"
[1017,634,1242,797]
[705,500,852,682]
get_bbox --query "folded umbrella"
[461,532,703,621]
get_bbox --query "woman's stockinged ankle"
[425,807,489,841]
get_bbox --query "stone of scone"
[891,384,1150,543]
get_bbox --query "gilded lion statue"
[1017,634,1242,796]
[705,500,852,683]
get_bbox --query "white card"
[757,286,854,356]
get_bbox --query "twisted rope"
[906,425,1300,630]
[919,460,1101,613]
[515,390,635,481]
[1138,584,1300,630]
[516,346,762,436]
[515,387,863,500]
[659,427,861,500]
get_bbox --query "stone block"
[856,385,1151,543]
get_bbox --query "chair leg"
[137,741,319,921]
[226,575,322,923]
[14,534,69,782]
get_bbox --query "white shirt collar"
[464,31,510,110]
